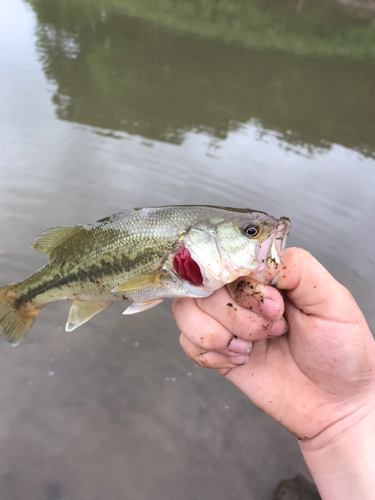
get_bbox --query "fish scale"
[0,206,290,344]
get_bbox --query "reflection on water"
[0,1,375,499]
[28,0,375,157]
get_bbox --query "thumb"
[277,248,362,323]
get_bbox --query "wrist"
[299,402,375,500]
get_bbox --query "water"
[0,1,375,499]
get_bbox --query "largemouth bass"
[0,206,291,345]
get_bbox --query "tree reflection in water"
[28,0,375,157]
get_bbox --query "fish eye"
[243,223,259,238]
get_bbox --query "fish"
[0,206,291,345]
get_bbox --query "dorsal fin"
[30,226,81,259]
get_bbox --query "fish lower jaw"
[254,221,289,285]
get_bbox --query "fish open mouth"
[255,217,291,285]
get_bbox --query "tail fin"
[0,284,41,345]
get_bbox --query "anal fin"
[66,301,110,332]
[122,299,164,315]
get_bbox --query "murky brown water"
[0,1,375,499]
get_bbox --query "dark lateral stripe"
[17,248,162,305]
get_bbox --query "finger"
[180,332,249,370]
[195,287,288,342]
[276,248,363,323]
[226,277,285,320]
[173,297,251,353]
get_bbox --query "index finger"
[195,285,288,342]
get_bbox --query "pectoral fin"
[122,299,164,315]
[111,272,162,293]
[66,301,110,332]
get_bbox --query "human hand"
[172,248,375,499]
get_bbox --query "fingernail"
[267,318,289,337]
[227,338,252,354]
[230,354,249,366]
[259,298,283,320]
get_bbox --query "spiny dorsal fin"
[31,226,81,259]
[111,272,162,293]
[65,301,110,332]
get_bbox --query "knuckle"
[195,353,211,367]
[195,352,229,370]
[180,334,214,367]
[182,343,200,363]
[197,330,228,351]
[239,318,271,339]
